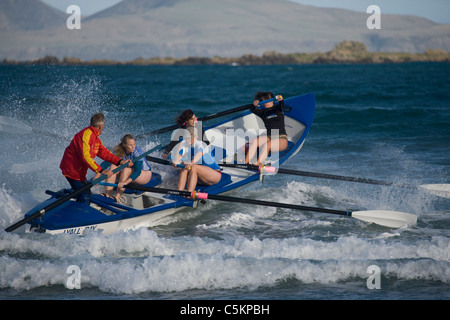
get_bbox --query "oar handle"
[255,97,281,109]
[223,163,277,174]
[257,97,277,105]
[191,191,208,200]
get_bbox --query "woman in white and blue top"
[170,126,221,192]
[102,134,152,202]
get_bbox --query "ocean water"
[0,63,449,303]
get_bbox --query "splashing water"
[0,64,449,300]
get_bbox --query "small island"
[2,41,450,66]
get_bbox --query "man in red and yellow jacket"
[60,113,130,203]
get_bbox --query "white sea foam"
[1,227,449,294]
[1,62,449,299]
[1,157,447,295]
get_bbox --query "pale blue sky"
[42,0,450,24]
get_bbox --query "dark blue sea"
[0,63,449,303]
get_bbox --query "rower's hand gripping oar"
[4,144,162,233]
[134,97,276,140]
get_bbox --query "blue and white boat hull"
[23,93,316,235]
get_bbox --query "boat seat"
[223,140,295,164]
[197,172,232,194]
[123,172,162,194]
[269,140,295,160]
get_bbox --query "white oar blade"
[352,210,417,228]
[420,184,450,199]
[0,116,32,134]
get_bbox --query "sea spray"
[1,63,449,299]
[0,185,23,228]
[1,227,448,294]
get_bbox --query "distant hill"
[85,0,182,20]
[1,0,449,61]
[0,0,66,31]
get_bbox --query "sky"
[42,0,450,24]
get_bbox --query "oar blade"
[352,210,417,228]
[420,184,450,199]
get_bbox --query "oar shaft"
[147,156,397,189]
[200,192,351,216]
[102,183,416,228]
[135,97,275,140]
[135,104,252,140]
[199,98,274,122]
[219,163,394,186]
[4,183,93,232]
[6,160,125,232]
[220,162,445,197]
[197,104,252,122]
[119,184,351,217]
[5,145,162,233]
[277,168,393,186]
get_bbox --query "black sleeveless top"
[250,100,287,137]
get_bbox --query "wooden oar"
[104,183,417,229]
[4,144,162,233]
[134,97,275,140]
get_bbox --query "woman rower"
[162,109,209,159]
[98,134,152,202]
[170,126,221,192]
[245,92,288,166]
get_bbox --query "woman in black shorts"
[245,91,288,166]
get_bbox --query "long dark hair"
[254,91,274,102]
[176,109,194,127]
